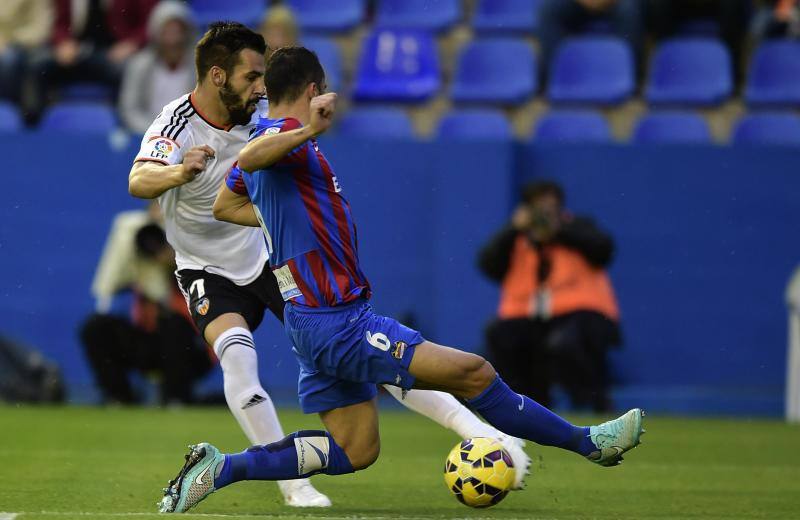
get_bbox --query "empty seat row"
[318,33,800,108]
[333,107,800,146]
[538,112,800,145]
[189,0,540,34]
[0,102,117,132]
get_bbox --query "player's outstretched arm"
[213,183,259,227]
[237,93,337,173]
[128,145,215,199]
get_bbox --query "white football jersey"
[135,93,269,285]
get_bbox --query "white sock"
[214,327,311,493]
[382,385,499,440]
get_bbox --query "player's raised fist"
[310,93,337,136]
[180,145,215,182]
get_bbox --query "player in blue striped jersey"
[157,47,645,514]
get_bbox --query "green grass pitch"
[1,405,798,519]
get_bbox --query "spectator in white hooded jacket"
[119,1,195,134]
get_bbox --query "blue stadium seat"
[190,0,265,28]
[632,112,712,144]
[732,113,800,146]
[0,102,22,132]
[60,82,112,102]
[436,109,512,140]
[375,0,461,32]
[472,0,539,34]
[287,0,364,33]
[533,111,612,143]
[39,103,116,133]
[547,37,634,106]
[336,107,414,139]
[353,29,439,102]
[451,38,537,104]
[302,36,342,92]
[646,38,732,107]
[745,41,800,108]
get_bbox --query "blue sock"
[467,376,596,456]
[215,430,354,489]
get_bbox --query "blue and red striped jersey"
[226,117,371,308]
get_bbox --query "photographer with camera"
[80,203,213,405]
[478,181,621,412]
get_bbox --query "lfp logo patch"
[151,139,174,160]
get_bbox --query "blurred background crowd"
[1,0,800,143]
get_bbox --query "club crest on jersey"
[196,297,210,316]
[151,139,173,160]
[391,341,407,360]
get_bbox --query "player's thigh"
[408,341,497,399]
[319,397,380,470]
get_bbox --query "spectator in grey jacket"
[119,1,195,134]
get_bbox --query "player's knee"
[340,435,380,471]
[460,355,497,396]
[350,443,380,471]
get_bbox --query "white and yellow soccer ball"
[443,437,517,508]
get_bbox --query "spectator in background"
[259,5,299,56]
[752,0,800,39]
[119,1,196,134]
[80,203,213,405]
[0,0,52,106]
[645,0,750,83]
[26,0,158,121]
[538,0,644,79]
[478,181,621,412]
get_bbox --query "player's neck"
[191,84,231,127]
[267,99,310,127]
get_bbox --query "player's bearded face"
[219,80,260,126]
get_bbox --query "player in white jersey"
[128,23,530,509]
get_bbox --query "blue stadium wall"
[2,134,798,416]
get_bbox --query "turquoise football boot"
[586,408,645,467]
[158,443,225,513]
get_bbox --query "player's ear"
[307,82,317,99]
[210,65,226,87]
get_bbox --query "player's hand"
[309,93,337,136]
[179,145,215,183]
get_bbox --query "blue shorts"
[284,299,424,414]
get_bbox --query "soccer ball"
[443,437,516,508]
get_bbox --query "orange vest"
[498,235,619,321]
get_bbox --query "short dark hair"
[522,180,565,206]
[195,21,267,80]
[264,46,325,105]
